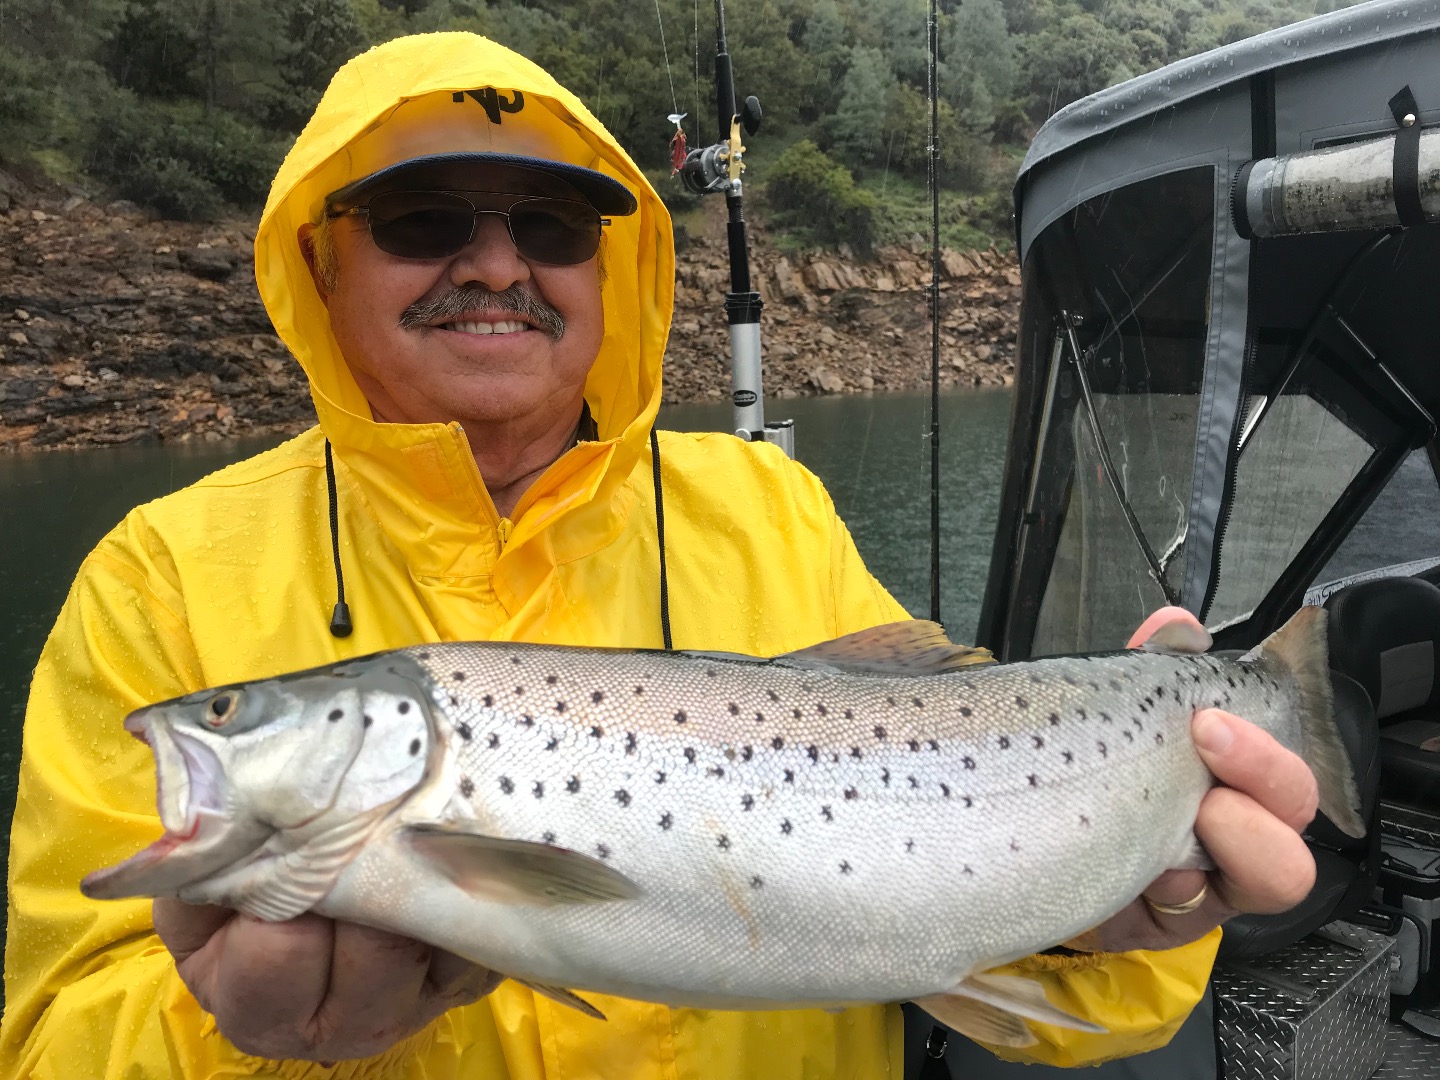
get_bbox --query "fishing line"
[653,0,682,119]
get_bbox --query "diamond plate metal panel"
[1372,1021,1440,1078]
[1214,922,1391,1080]
[1380,801,1440,848]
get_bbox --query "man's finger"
[153,899,236,963]
[1192,709,1320,830]
[313,921,434,1054]
[1196,786,1317,913]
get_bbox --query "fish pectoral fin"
[913,993,1038,1048]
[404,826,641,905]
[915,972,1106,1047]
[513,978,607,1020]
[1140,620,1213,654]
[779,621,992,675]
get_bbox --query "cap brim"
[327,153,638,216]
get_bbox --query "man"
[2,32,1322,1079]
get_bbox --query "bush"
[763,139,879,255]
[87,91,284,219]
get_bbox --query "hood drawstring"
[323,418,673,649]
[325,439,353,637]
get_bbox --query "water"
[0,388,1012,885]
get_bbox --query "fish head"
[83,654,436,901]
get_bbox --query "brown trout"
[83,607,1361,1047]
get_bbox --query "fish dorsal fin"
[405,825,641,905]
[915,972,1106,1048]
[779,622,992,676]
[513,978,607,1020]
[1140,620,1213,654]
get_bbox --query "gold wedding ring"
[1145,884,1209,917]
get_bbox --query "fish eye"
[205,691,242,727]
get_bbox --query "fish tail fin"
[1254,606,1366,838]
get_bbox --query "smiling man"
[2,32,1325,1080]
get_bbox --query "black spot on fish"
[566,776,581,793]
[597,844,611,860]
[908,775,919,789]
[1100,712,1112,724]
[784,769,795,783]
[408,738,421,756]
[963,794,974,807]
[792,708,803,720]
[510,657,522,665]
[545,737,559,751]
[754,711,766,723]
[554,701,567,714]
[1138,701,1149,714]
[771,736,785,750]
[1032,735,1045,749]
[1155,686,1165,699]
[417,651,431,660]
[685,748,698,763]
[482,694,494,707]
[532,782,544,799]
[1097,741,1108,758]
[659,812,673,830]
[767,690,780,703]
[1028,774,1038,787]
[741,746,753,762]
[881,768,891,785]
[1063,674,1078,686]
[807,745,820,762]
[513,686,524,696]
[741,794,755,811]
[817,703,829,716]
[998,736,1010,750]
[850,746,863,760]
[590,725,603,739]
[840,861,853,875]
[453,672,467,682]
[1155,732,1165,745]
[886,696,897,707]
[874,726,887,741]
[625,732,638,755]
[905,839,915,853]
[459,777,474,798]
[543,831,556,844]
[728,703,740,715]
[487,733,500,749]
[1213,699,1223,708]
[1132,717,1144,730]
[1079,814,1090,827]
[1049,713,1060,727]
[328,708,343,722]
[912,697,924,709]
[959,706,972,717]
[962,756,975,770]
[674,710,687,724]
[1227,675,1236,688]
[615,789,631,807]
[707,766,725,778]
[1124,730,1135,743]
[1143,787,1151,801]
[717,835,731,851]
[927,739,940,752]
[634,685,645,696]
[592,690,604,704]
[1063,750,1074,764]
[844,709,854,720]
[519,714,535,728]
[1010,839,1021,852]
[655,770,666,783]
[751,876,764,889]
[1110,680,1124,692]
[499,777,514,794]
[1077,708,1088,720]
[963,865,975,876]
[844,787,858,800]
[821,806,834,821]
[364,715,374,729]
[1015,696,1029,709]
[546,675,558,686]
[706,669,718,679]
[939,783,951,798]
[908,739,921,752]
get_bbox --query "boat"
[972,1,1440,1075]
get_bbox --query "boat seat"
[1327,576,1440,810]
[1218,670,1380,960]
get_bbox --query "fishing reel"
[677,95,763,195]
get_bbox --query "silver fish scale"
[345,642,1300,1007]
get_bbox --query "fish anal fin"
[1141,620,1213,654]
[514,977,607,1020]
[913,994,1037,1048]
[405,826,640,905]
[917,972,1106,1046]
[1253,607,1367,838]
[780,622,992,675]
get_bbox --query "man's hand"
[1075,607,1322,954]
[154,899,502,1062]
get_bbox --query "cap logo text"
[453,88,525,124]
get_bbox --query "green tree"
[828,45,896,167]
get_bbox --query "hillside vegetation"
[3,0,1357,249]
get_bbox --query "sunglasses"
[327,190,609,265]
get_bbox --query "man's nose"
[448,213,530,290]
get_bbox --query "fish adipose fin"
[914,972,1105,1048]
[513,978,607,1020]
[780,622,992,675]
[1252,606,1366,838]
[405,825,641,905]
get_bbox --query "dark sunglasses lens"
[510,201,602,265]
[365,192,474,259]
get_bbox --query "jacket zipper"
[497,518,514,550]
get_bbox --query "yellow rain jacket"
[1,32,1218,1080]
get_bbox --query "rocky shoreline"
[0,174,1019,453]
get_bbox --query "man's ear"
[297,223,330,302]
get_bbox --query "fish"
[82,606,1362,1048]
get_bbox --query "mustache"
[398,285,565,340]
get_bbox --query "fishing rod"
[671,0,794,457]
[926,0,942,626]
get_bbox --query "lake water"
[0,388,1012,899]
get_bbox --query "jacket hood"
[254,32,674,516]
